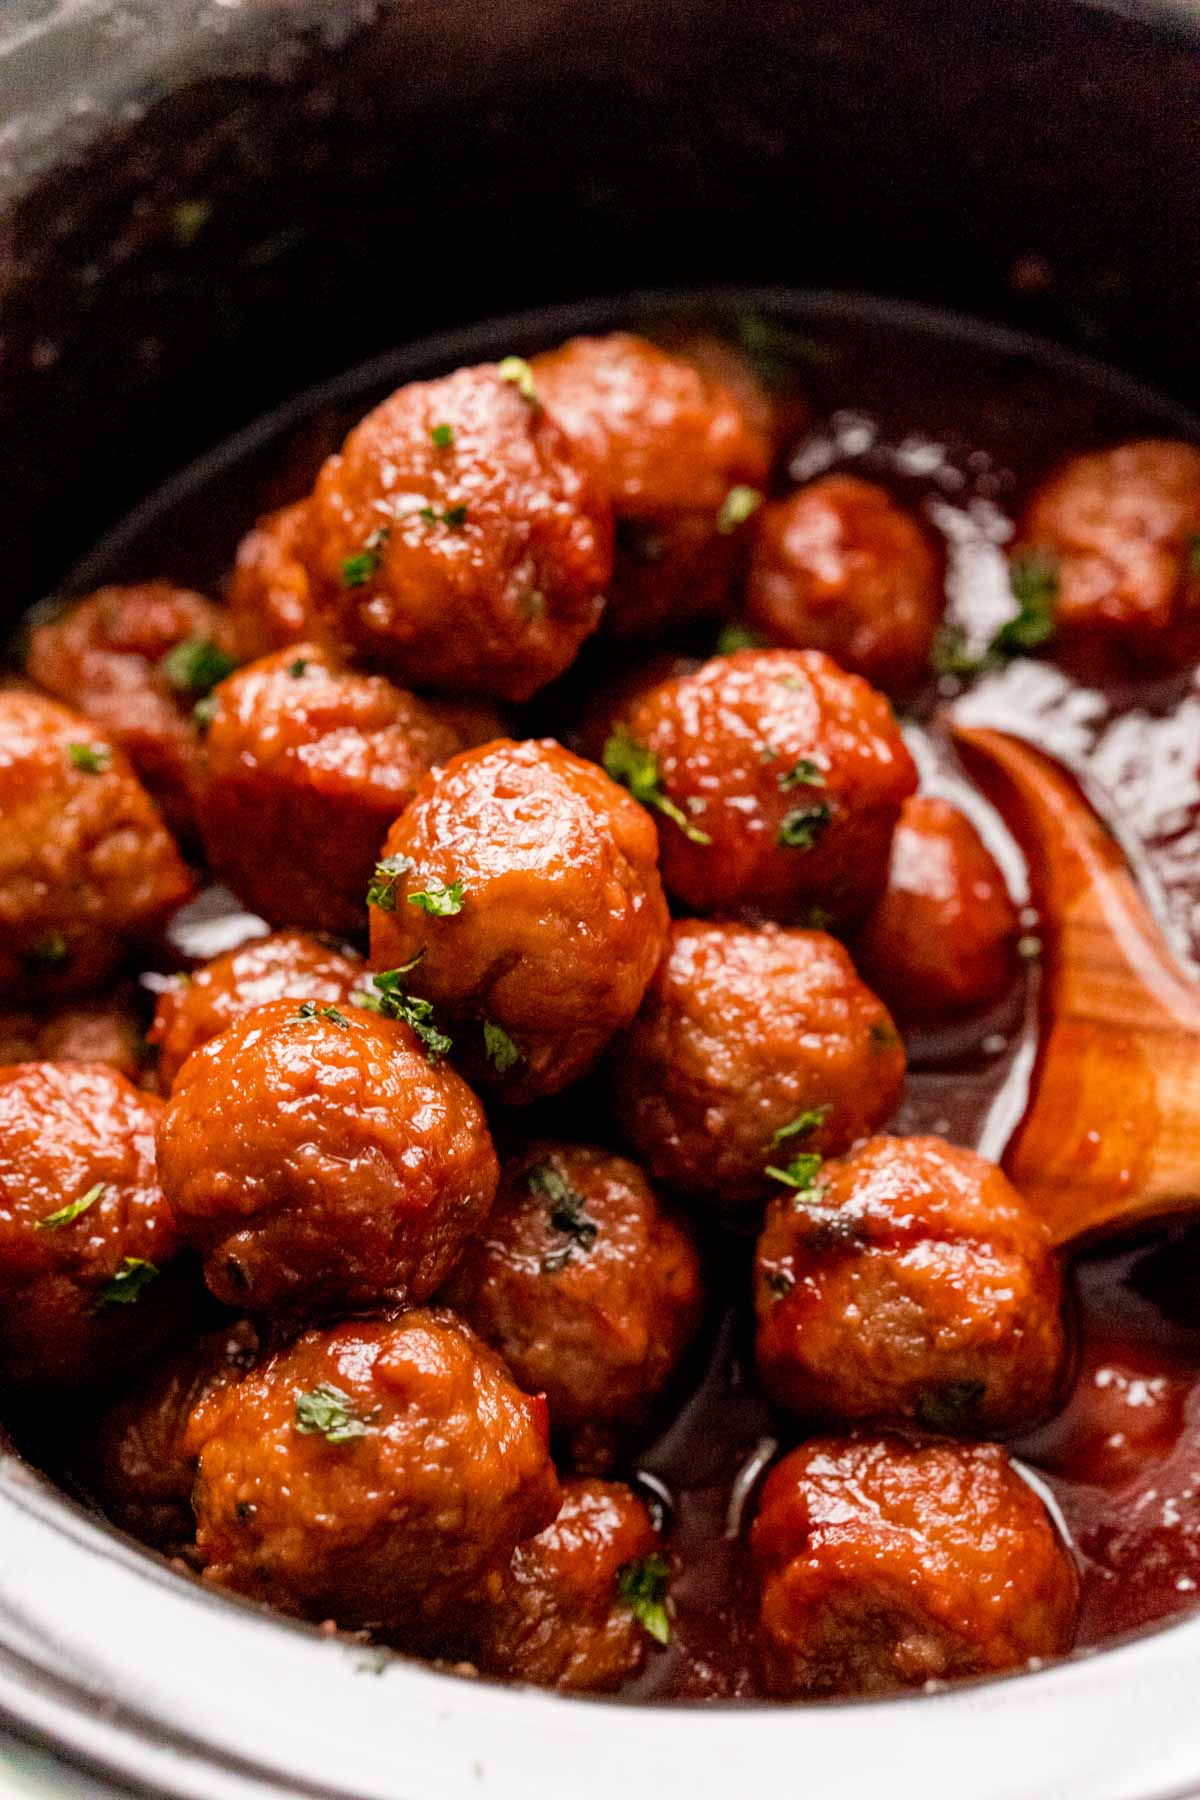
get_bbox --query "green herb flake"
[340,525,391,588]
[361,966,452,1062]
[777,802,832,849]
[288,658,309,678]
[915,1379,986,1433]
[68,741,112,775]
[771,1106,831,1147]
[95,1257,159,1310]
[602,729,711,846]
[617,1553,671,1646]
[766,1268,795,1299]
[192,695,219,735]
[716,485,763,535]
[294,1383,372,1445]
[497,356,539,404]
[995,552,1059,655]
[170,199,212,246]
[778,758,826,792]
[529,1162,599,1268]
[799,904,835,931]
[417,505,469,530]
[407,879,465,917]
[26,932,70,969]
[869,1019,900,1050]
[296,1002,351,1029]
[482,1020,521,1074]
[929,621,986,679]
[715,621,767,655]
[37,1182,105,1233]
[430,423,455,449]
[766,1151,824,1192]
[160,637,237,698]
[366,853,413,913]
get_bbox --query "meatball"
[613,921,904,1211]
[0,690,194,1002]
[186,1311,560,1629]
[26,581,238,835]
[305,363,612,700]
[1018,439,1200,651]
[227,503,324,660]
[0,990,145,1083]
[754,1136,1066,1434]
[444,1141,703,1464]
[531,332,771,638]
[468,1478,663,1691]
[368,738,669,1103]
[609,649,916,923]
[156,998,497,1313]
[854,795,1019,1020]
[744,476,943,692]
[751,1434,1078,1696]
[0,1062,184,1388]
[82,1318,260,1550]
[148,929,363,1091]
[194,643,463,934]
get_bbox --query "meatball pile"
[6,322,1148,1704]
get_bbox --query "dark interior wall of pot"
[2,0,1198,611]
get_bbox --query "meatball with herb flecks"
[368,738,669,1103]
[194,643,465,934]
[752,1435,1078,1696]
[606,649,916,924]
[186,1311,560,1630]
[744,476,943,693]
[754,1135,1066,1434]
[0,690,194,1003]
[156,998,497,1314]
[304,363,612,700]
[613,920,904,1213]
[531,332,770,638]
[444,1141,703,1467]
[0,1062,186,1388]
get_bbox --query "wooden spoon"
[952,723,1200,1248]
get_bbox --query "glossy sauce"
[36,296,1200,1698]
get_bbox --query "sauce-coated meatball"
[156,999,497,1313]
[305,364,612,699]
[1018,439,1200,651]
[752,1435,1078,1696]
[186,1311,560,1629]
[468,1477,663,1691]
[0,991,145,1083]
[195,643,464,934]
[531,333,770,638]
[369,739,669,1103]
[26,582,238,835]
[854,796,1019,1020]
[227,503,323,660]
[0,1063,184,1388]
[610,649,916,922]
[754,1136,1066,1434]
[148,929,363,1091]
[613,922,904,1211]
[444,1141,703,1464]
[0,691,194,1002]
[744,476,943,692]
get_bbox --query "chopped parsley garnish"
[25,932,70,969]
[482,1020,521,1074]
[288,658,309,678]
[407,879,465,917]
[68,742,111,775]
[771,1106,831,1147]
[498,356,539,404]
[37,1182,105,1232]
[765,1151,824,1192]
[766,1268,796,1298]
[799,904,835,931]
[160,637,236,698]
[915,1380,986,1433]
[192,695,218,735]
[869,1019,900,1049]
[617,1554,671,1646]
[340,526,390,588]
[294,1383,373,1445]
[715,621,767,655]
[931,551,1060,678]
[715,485,763,535]
[296,1002,351,1029]
[929,622,983,678]
[529,1162,599,1270]
[366,853,413,913]
[418,504,469,529]
[430,423,455,449]
[777,802,832,849]
[602,729,711,846]
[95,1257,159,1310]
[778,758,825,792]
[356,965,452,1062]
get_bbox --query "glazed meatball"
[26,581,238,835]
[854,795,1019,1020]
[0,990,145,1083]
[0,1063,184,1388]
[227,503,324,660]
[1018,439,1200,651]
[444,1142,703,1464]
[531,332,770,638]
[156,998,497,1313]
[368,739,669,1103]
[468,1477,664,1691]
[0,691,194,1002]
[613,921,904,1211]
[754,1136,1066,1434]
[751,1435,1078,1696]
[609,649,916,922]
[148,929,363,1091]
[305,363,612,699]
[195,642,469,934]
[744,476,943,692]
[82,1319,260,1551]
[186,1311,560,1629]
